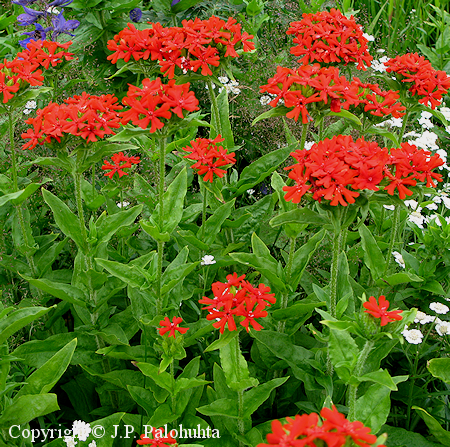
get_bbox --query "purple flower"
[12,0,39,6]
[17,6,46,26]
[129,7,142,22]
[49,0,74,7]
[19,23,52,48]
[51,9,80,37]
[171,0,181,5]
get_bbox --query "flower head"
[402,327,423,344]
[72,421,91,442]
[363,295,403,326]
[129,7,142,22]
[137,428,177,445]
[430,302,449,315]
[158,316,189,338]
[51,9,80,38]
[101,152,141,179]
[201,255,216,266]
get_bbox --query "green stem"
[277,237,296,333]
[170,360,177,422]
[299,122,308,150]
[120,189,125,257]
[318,119,324,141]
[348,340,374,421]
[207,79,222,137]
[201,184,208,240]
[330,227,346,318]
[156,134,167,315]
[8,113,18,192]
[398,111,410,142]
[384,205,400,276]
[233,333,245,445]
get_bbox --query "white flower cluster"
[430,302,449,315]
[402,327,424,344]
[64,421,95,446]
[201,255,216,266]
[371,55,389,73]
[23,100,37,115]
[403,196,450,229]
[392,251,405,268]
[259,92,284,106]
[375,117,403,129]
[218,76,241,95]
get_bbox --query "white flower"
[304,141,314,150]
[260,95,272,106]
[88,442,97,447]
[436,149,449,171]
[441,195,450,209]
[392,251,405,268]
[408,210,425,229]
[436,320,450,336]
[404,199,418,209]
[247,189,255,195]
[414,311,435,324]
[201,255,216,266]
[117,201,130,208]
[363,33,375,41]
[425,202,438,210]
[376,48,386,53]
[25,100,37,109]
[425,214,442,227]
[402,328,423,344]
[430,302,449,314]
[47,6,59,13]
[64,437,77,447]
[391,117,403,128]
[23,108,32,115]
[218,76,229,84]
[383,205,396,210]
[371,56,389,73]
[439,106,450,121]
[418,111,434,129]
[72,421,91,442]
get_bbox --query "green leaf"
[0,394,59,428]
[326,109,362,127]
[95,258,152,289]
[365,125,399,146]
[355,383,391,434]
[380,425,443,447]
[91,323,129,346]
[358,224,386,280]
[376,271,423,287]
[20,276,87,307]
[127,385,158,417]
[91,413,126,447]
[252,106,292,125]
[358,369,398,391]
[152,168,187,234]
[136,362,173,393]
[42,188,87,253]
[197,398,239,418]
[272,301,326,321]
[413,406,450,446]
[0,306,53,345]
[140,221,171,242]
[232,144,297,197]
[209,88,234,149]
[270,208,330,227]
[16,339,77,397]
[428,358,450,384]
[204,329,239,352]
[0,180,49,207]
[290,229,326,289]
[219,336,258,392]
[96,205,142,245]
[200,199,235,246]
[242,377,288,418]
[328,328,359,382]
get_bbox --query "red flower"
[363,295,403,326]
[287,9,372,70]
[158,316,189,338]
[101,152,141,179]
[136,428,177,445]
[182,135,235,183]
[200,273,275,334]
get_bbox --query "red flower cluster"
[101,152,141,179]
[21,93,122,150]
[18,40,74,70]
[182,135,236,182]
[107,17,254,78]
[158,316,189,338]
[121,77,199,133]
[0,40,74,105]
[385,53,450,109]
[258,406,384,447]
[260,64,405,124]
[199,273,275,333]
[283,135,444,206]
[287,9,373,70]
[363,295,403,326]
[137,428,177,446]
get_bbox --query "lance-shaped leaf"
[325,109,362,127]
[151,168,187,235]
[209,88,234,150]
[413,406,450,446]
[42,188,88,253]
[328,328,359,382]
[95,205,142,245]
[0,393,59,428]
[359,224,386,280]
[16,339,77,397]
[136,362,173,393]
[0,306,54,345]
[20,276,87,308]
[252,106,292,126]
[95,258,152,290]
[270,208,330,228]
[0,179,50,207]
[199,199,235,246]
[231,144,297,197]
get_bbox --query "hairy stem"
[277,237,296,333]
[384,205,400,276]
